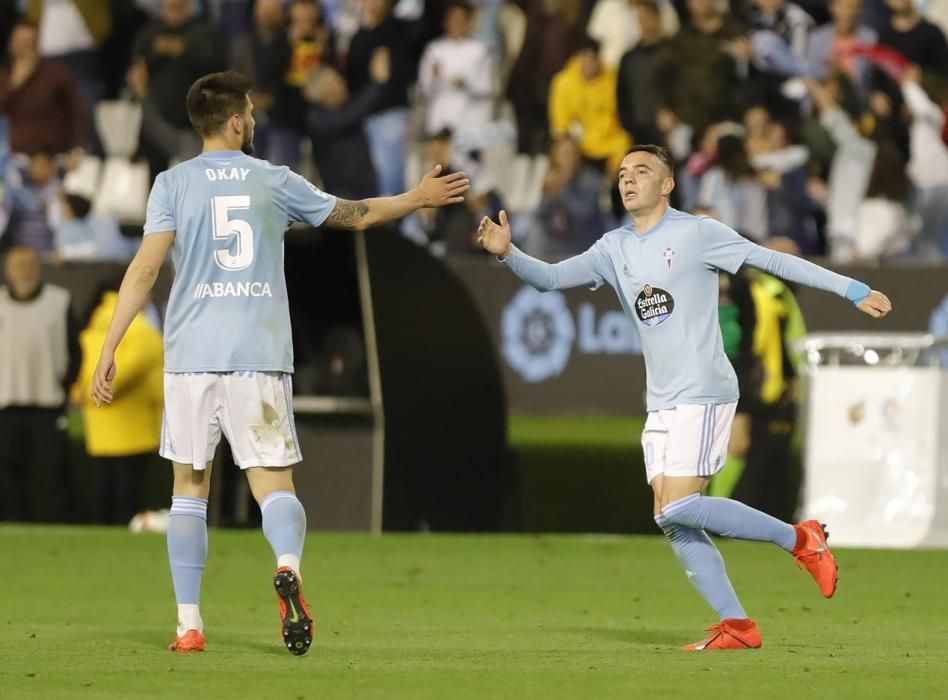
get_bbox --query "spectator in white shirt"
[417,1,497,137]
[902,64,948,256]
[587,0,679,68]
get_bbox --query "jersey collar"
[628,205,675,239]
[200,150,245,160]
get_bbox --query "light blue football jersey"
[143,150,337,373]
[503,207,861,411]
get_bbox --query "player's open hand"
[476,210,512,257]
[91,349,117,407]
[857,290,892,319]
[415,164,469,207]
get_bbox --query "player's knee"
[652,495,663,518]
[172,479,210,499]
[172,462,212,499]
[650,475,664,517]
[246,466,295,505]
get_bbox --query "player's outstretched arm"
[91,231,173,407]
[476,210,607,292]
[324,164,469,231]
[741,246,892,319]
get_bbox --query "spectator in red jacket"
[0,22,87,159]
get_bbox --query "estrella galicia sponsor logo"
[502,287,575,382]
[635,284,675,326]
[502,286,641,382]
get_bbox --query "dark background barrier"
[365,233,515,531]
[448,258,948,415]
[41,230,517,532]
[34,250,947,533]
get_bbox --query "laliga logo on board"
[501,286,641,383]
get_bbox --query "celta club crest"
[663,247,676,270]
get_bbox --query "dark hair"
[626,144,674,176]
[865,141,910,202]
[445,0,474,14]
[715,134,755,179]
[186,71,252,138]
[921,72,948,106]
[633,0,660,13]
[64,194,92,219]
[771,117,801,146]
[577,35,600,54]
[429,127,454,141]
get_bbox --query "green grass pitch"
[2,527,947,699]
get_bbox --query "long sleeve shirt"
[417,36,497,136]
[0,59,87,155]
[499,208,867,410]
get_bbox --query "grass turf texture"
[511,415,654,534]
[2,527,947,699]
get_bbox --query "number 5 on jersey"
[212,195,254,271]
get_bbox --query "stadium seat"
[63,155,102,200]
[521,155,548,212]
[498,2,526,88]
[403,142,425,193]
[95,101,142,159]
[93,157,149,224]
[88,100,148,223]
[503,155,548,213]
[481,144,518,202]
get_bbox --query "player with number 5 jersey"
[90,71,469,656]
[147,151,336,373]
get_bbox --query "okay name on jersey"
[205,167,251,181]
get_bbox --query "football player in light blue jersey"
[90,71,469,655]
[477,144,892,651]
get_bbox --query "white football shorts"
[160,371,302,470]
[641,402,737,483]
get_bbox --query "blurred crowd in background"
[0,0,947,261]
[1,0,948,525]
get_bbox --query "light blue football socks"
[261,490,307,576]
[656,494,800,620]
[167,495,208,634]
[661,493,798,552]
[167,496,208,604]
[655,514,748,620]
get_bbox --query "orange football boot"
[168,629,205,653]
[793,520,838,598]
[683,618,762,651]
[273,566,314,656]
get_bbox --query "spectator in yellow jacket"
[72,280,164,525]
[548,36,631,174]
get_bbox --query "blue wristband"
[845,280,871,304]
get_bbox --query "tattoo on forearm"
[326,199,369,229]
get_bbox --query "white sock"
[278,554,301,580]
[177,603,203,637]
